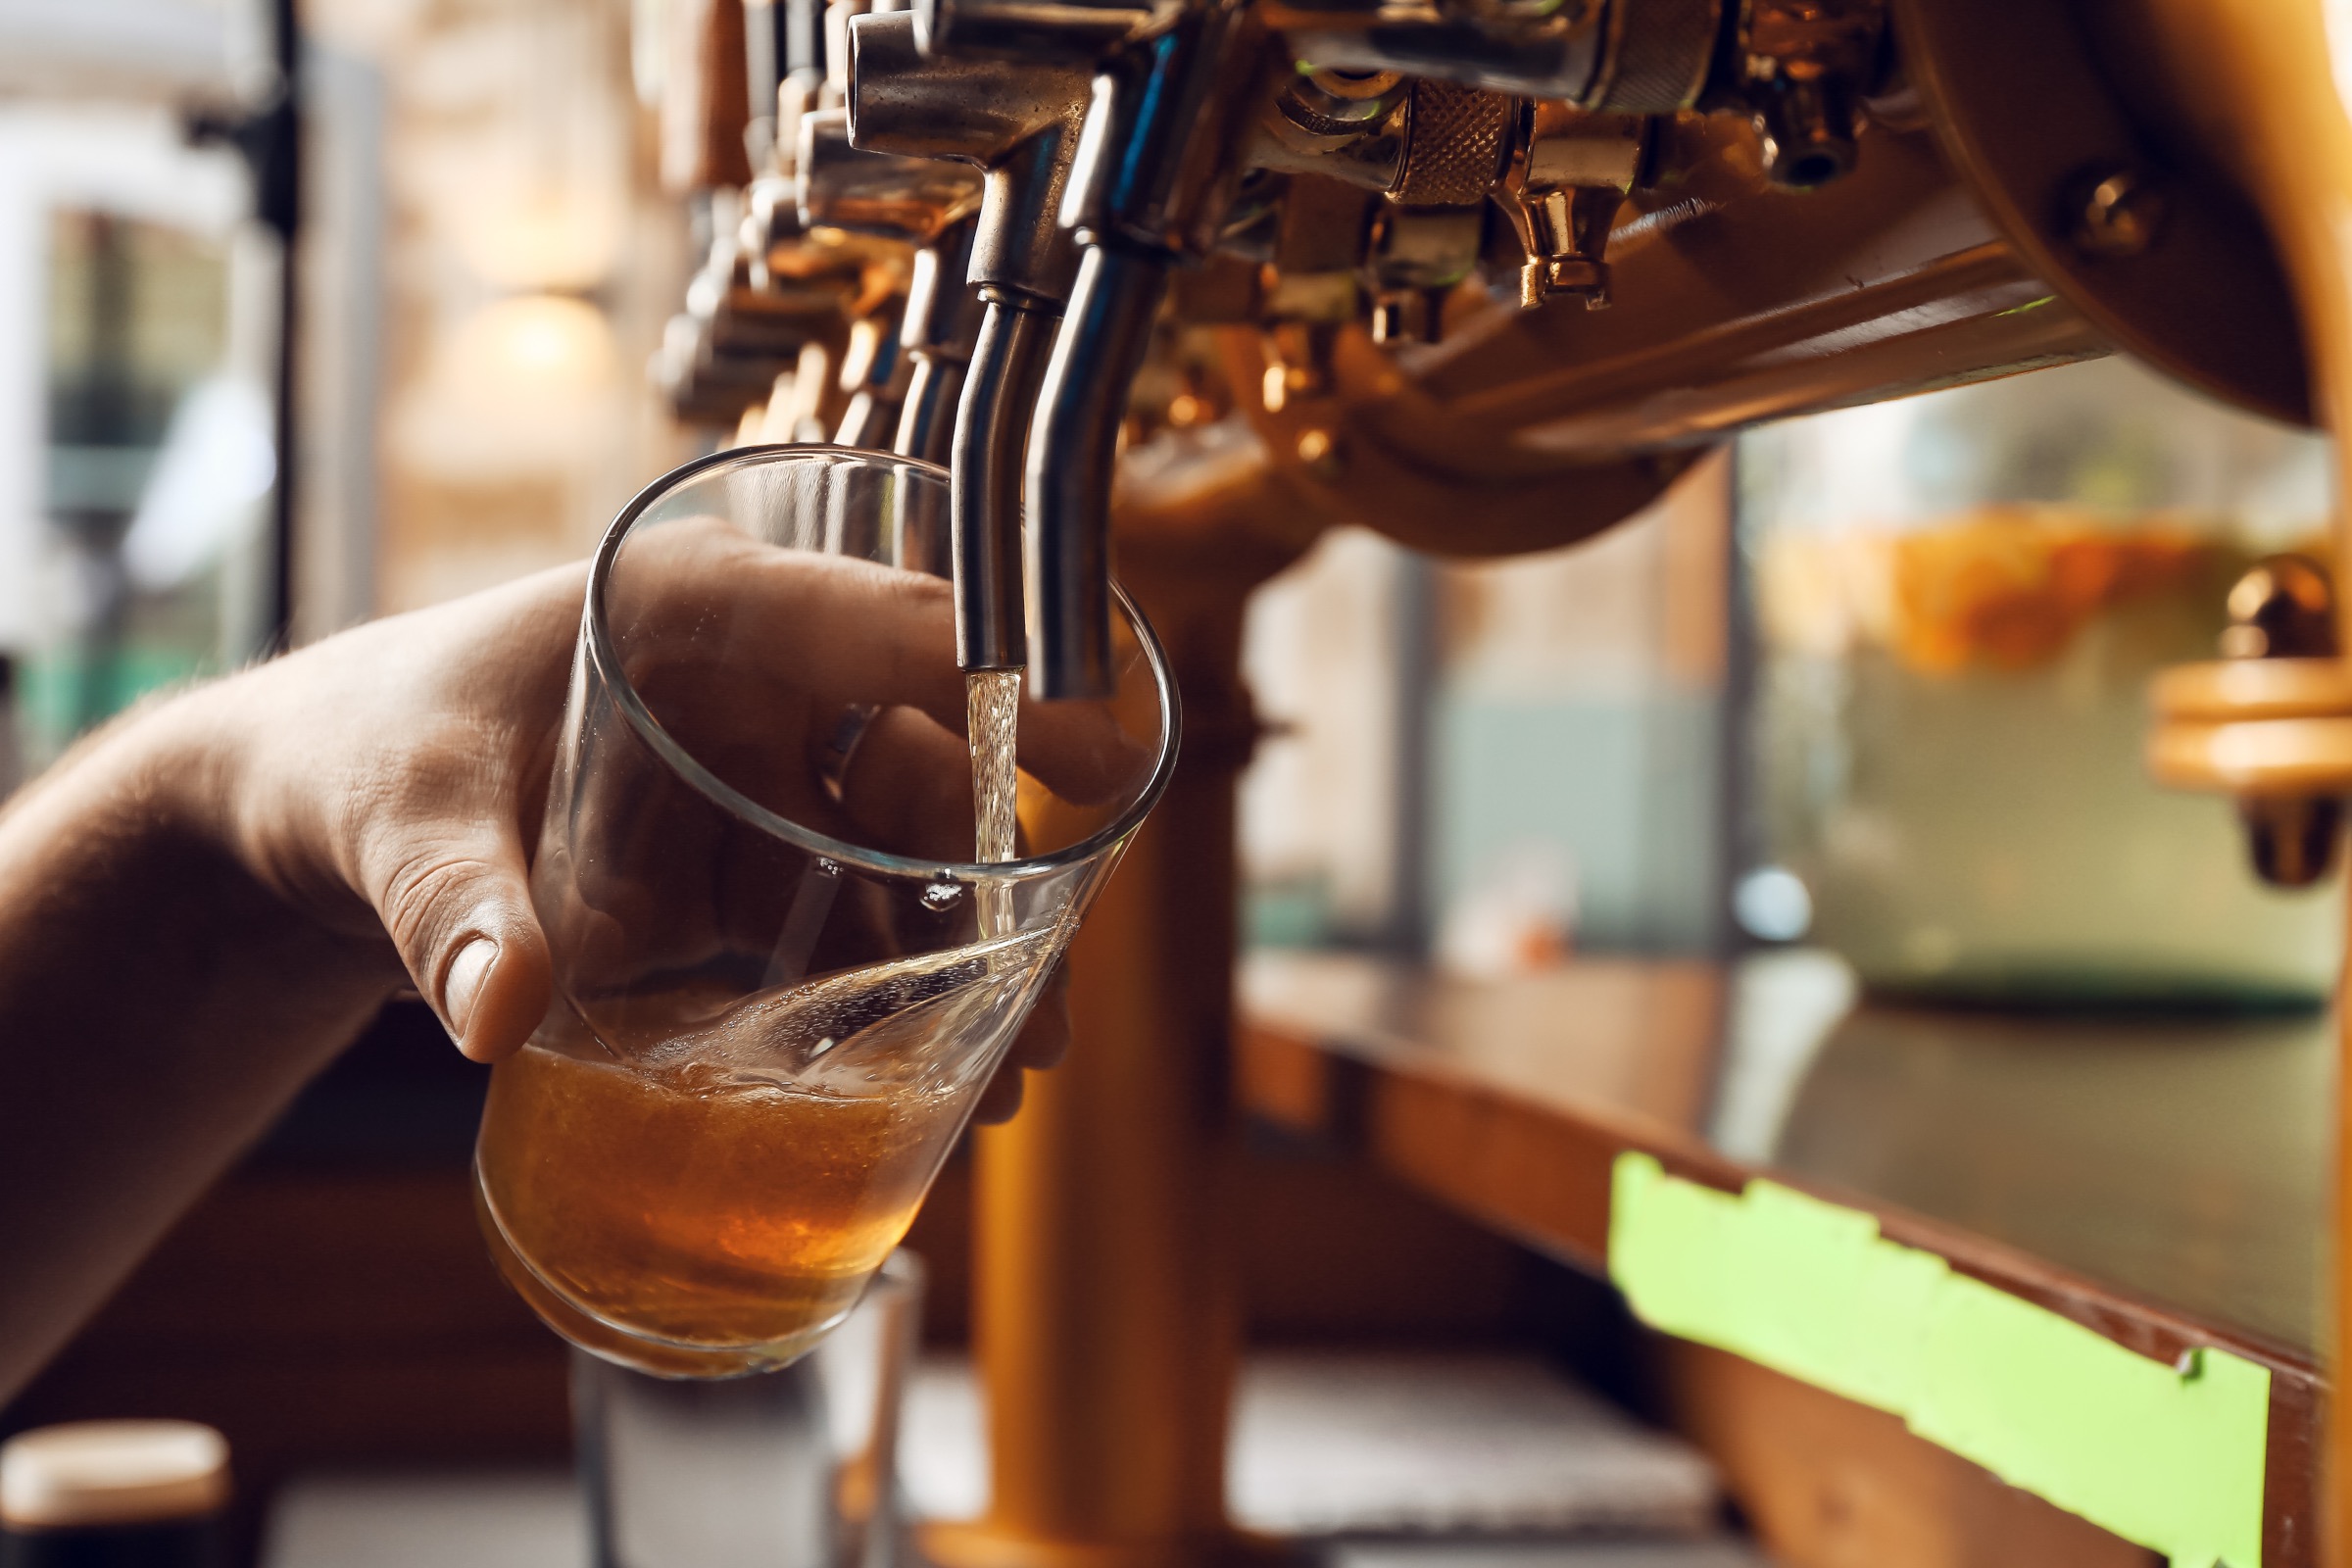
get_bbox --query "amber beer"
[474,1036,961,1376]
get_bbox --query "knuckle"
[374,845,496,957]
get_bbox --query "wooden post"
[920,467,1315,1568]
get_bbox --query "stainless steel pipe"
[1022,245,1167,698]
[952,291,1060,671]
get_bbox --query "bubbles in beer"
[966,667,1021,937]
[476,927,1049,1375]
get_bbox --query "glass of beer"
[473,445,1178,1378]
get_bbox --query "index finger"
[612,519,1154,808]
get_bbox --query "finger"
[363,820,553,1064]
[967,965,1069,1124]
[621,530,1148,807]
[836,706,979,864]
[1006,962,1070,1072]
[752,553,1146,806]
[969,1066,1024,1124]
[615,525,962,719]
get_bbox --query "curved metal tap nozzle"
[953,291,1060,670]
[895,216,988,465]
[846,12,1092,302]
[890,217,987,578]
[1024,245,1168,697]
[1017,0,1267,697]
[849,8,1098,672]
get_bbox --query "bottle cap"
[0,1422,229,1531]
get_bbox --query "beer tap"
[1253,175,1377,407]
[785,106,989,553]
[658,189,860,428]
[832,300,911,446]
[1495,105,1651,309]
[892,217,988,465]
[795,104,987,448]
[653,0,859,430]
[879,219,989,577]
[814,0,1916,696]
[746,0,826,172]
[846,10,1095,676]
[708,0,999,575]
[1023,4,1271,696]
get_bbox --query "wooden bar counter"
[1237,949,2328,1567]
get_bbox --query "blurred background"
[1244,353,2339,1003]
[0,1,2335,1565]
[0,0,692,778]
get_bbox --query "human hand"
[185,533,1137,1120]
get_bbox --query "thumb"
[373,833,553,1064]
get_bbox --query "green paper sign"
[1608,1152,2271,1568]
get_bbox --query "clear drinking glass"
[472,445,1178,1378]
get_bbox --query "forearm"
[0,695,399,1401]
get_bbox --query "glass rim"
[582,442,1183,883]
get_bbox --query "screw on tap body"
[2071,166,2169,259]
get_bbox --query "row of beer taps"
[655,0,1890,699]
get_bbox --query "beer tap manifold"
[694,0,2300,722]
[672,0,1936,691]
[794,108,983,450]
[849,0,1902,699]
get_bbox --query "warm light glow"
[454,293,615,392]
[455,188,625,294]
[386,293,622,482]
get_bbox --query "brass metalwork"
[1734,0,1883,186]
[2096,17,2352,1525]
[1387,80,1513,206]
[1587,0,1717,111]
[1890,0,2311,425]
[1495,104,1649,307]
[2071,166,2169,259]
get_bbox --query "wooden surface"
[1663,1342,2161,1568]
[1237,949,2328,1567]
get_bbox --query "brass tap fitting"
[1496,105,1651,309]
[2226,557,2343,886]
[2149,556,2352,890]
[1735,0,1885,187]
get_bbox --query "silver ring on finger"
[814,703,882,804]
